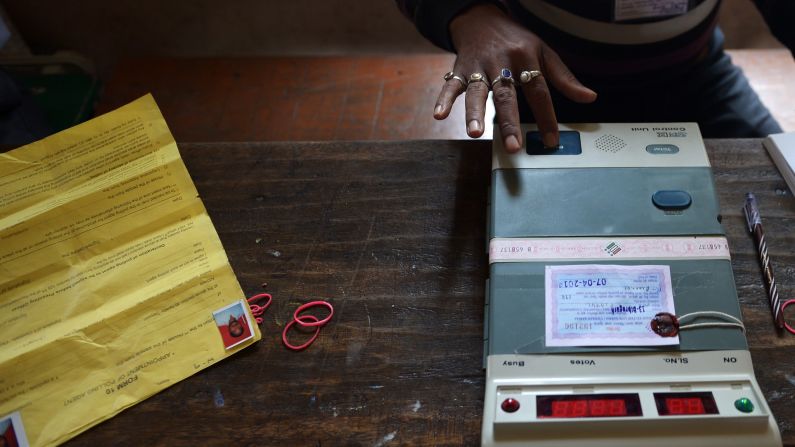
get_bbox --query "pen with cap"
[743,192,785,329]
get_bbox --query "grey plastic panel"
[490,167,723,238]
[487,260,747,354]
[483,279,490,370]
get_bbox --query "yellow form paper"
[0,94,260,446]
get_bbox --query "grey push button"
[646,144,680,155]
[652,190,692,210]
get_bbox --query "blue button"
[652,190,692,210]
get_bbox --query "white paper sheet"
[545,264,678,346]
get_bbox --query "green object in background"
[13,72,99,132]
[3,52,100,133]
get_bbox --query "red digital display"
[551,399,626,417]
[654,392,719,416]
[665,397,705,415]
[537,394,642,418]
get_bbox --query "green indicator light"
[734,397,754,413]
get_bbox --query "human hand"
[434,3,597,152]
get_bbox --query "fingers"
[465,73,489,138]
[434,68,468,120]
[434,61,491,140]
[541,46,597,104]
[489,72,522,152]
[520,72,559,148]
[512,49,561,148]
[437,46,591,150]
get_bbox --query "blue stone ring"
[490,68,515,88]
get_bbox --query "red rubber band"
[247,293,272,324]
[293,300,334,327]
[282,315,321,351]
[782,299,795,335]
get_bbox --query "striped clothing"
[398,0,794,77]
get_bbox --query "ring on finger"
[468,72,489,88]
[519,70,543,84]
[490,68,515,88]
[443,71,468,87]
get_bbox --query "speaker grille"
[594,134,626,153]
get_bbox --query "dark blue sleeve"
[0,69,51,146]
[395,0,505,52]
[753,0,795,55]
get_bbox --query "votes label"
[545,264,678,346]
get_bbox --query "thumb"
[542,47,597,104]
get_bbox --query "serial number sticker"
[545,264,678,347]
[489,237,730,263]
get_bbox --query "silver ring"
[490,68,515,88]
[468,72,489,88]
[519,70,543,84]
[443,71,467,87]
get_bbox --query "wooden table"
[65,139,795,446]
[96,53,795,143]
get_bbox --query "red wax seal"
[651,312,680,337]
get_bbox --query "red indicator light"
[501,398,520,413]
[537,394,642,418]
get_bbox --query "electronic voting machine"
[482,124,781,446]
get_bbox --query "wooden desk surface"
[65,139,795,446]
[96,52,795,143]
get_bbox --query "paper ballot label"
[545,264,678,346]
